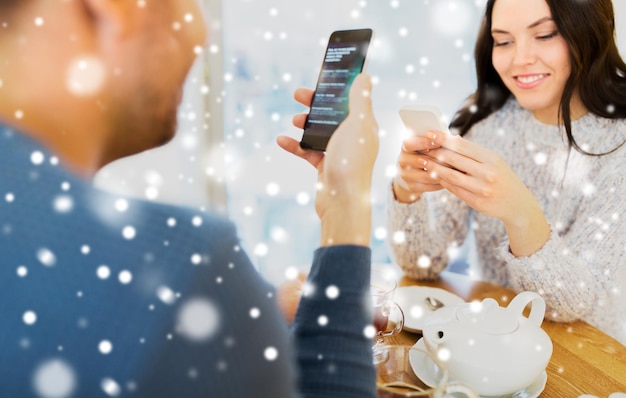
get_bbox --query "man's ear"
[80,0,139,39]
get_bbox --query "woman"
[388,0,626,345]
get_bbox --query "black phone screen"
[300,29,372,151]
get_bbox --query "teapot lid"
[456,298,518,335]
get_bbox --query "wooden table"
[387,270,626,397]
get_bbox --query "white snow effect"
[254,243,269,257]
[114,199,129,212]
[176,297,220,342]
[264,346,278,361]
[122,226,136,240]
[417,255,431,269]
[53,195,73,213]
[468,300,483,313]
[190,253,203,265]
[302,281,316,297]
[446,244,460,260]
[101,378,121,397]
[97,265,111,280]
[37,248,56,267]
[265,182,280,196]
[284,266,299,280]
[296,192,310,205]
[188,368,199,379]
[392,230,406,244]
[325,285,340,300]
[409,305,425,320]
[17,265,28,277]
[66,55,106,97]
[23,310,37,325]
[77,318,88,329]
[127,380,138,392]
[32,359,76,398]
[437,347,451,362]
[118,270,133,284]
[582,183,596,197]
[145,186,159,200]
[374,227,387,241]
[30,151,44,165]
[270,226,288,243]
[533,152,547,165]
[249,307,261,318]
[99,340,113,355]
[157,286,177,305]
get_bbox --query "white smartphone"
[398,104,450,137]
[300,29,373,151]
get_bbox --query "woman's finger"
[426,160,484,196]
[426,132,496,164]
[401,135,440,153]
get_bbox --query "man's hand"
[277,74,379,246]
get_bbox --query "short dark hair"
[0,2,21,22]
[451,0,626,155]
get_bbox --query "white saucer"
[409,339,548,398]
[479,371,547,398]
[394,286,465,333]
[408,338,444,388]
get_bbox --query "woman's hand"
[392,135,445,203]
[423,131,551,257]
[277,74,379,247]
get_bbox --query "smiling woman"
[388,0,626,346]
[490,10,574,124]
[453,0,626,144]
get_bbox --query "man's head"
[0,0,206,175]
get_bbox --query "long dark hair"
[450,0,626,155]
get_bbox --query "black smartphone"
[299,28,373,151]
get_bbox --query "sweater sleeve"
[499,164,626,323]
[386,183,471,280]
[292,245,376,398]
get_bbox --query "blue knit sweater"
[0,124,376,397]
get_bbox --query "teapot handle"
[507,291,546,326]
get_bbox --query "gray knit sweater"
[387,98,626,345]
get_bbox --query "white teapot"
[422,291,552,396]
